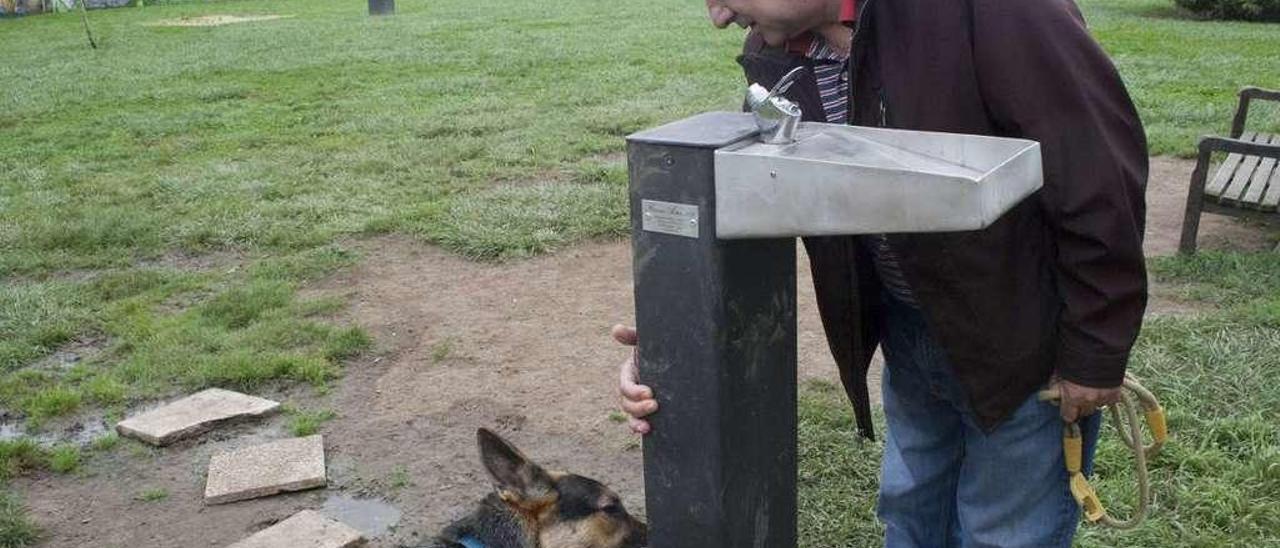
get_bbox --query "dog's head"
[476,428,648,548]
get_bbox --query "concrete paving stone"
[205,435,327,505]
[227,510,365,548]
[115,388,281,446]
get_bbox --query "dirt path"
[17,156,1273,546]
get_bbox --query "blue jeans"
[877,292,1101,548]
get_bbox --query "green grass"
[0,257,371,422]
[287,407,337,437]
[0,442,54,546]
[46,446,80,475]
[0,282,87,373]
[429,338,455,363]
[0,492,39,548]
[0,442,45,483]
[0,440,81,477]
[796,252,1280,546]
[134,488,168,503]
[88,434,119,453]
[389,465,411,490]
[1,0,700,273]
[797,381,886,546]
[0,0,1264,273]
[1085,0,1280,154]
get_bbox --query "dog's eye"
[601,503,624,516]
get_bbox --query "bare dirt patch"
[148,15,293,27]
[15,156,1271,546]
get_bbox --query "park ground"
[1,0,1279,546]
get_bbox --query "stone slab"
[116,388,280,446]
[228,510,365,548]
[205,435,327,505]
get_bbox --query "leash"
[398,535,486,548]
[1038,375,1168,530]
[456,536,486,548]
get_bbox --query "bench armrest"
[1231,87,1280,138]
[1199,135,1280,158]
[1241,87,1280,102]
[1189,135,1280,194]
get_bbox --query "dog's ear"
[477,428,555,504]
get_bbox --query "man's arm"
[972,0,1148,392]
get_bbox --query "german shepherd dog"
[419,428,648,548]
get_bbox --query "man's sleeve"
[972,0,1149,387]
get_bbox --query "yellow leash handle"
[1036,377,1167,454]
[1063,423,1106,523]
[1117,377,1167,458]
[1039,375,1167,530]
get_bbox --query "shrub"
[1174,0,1280,21]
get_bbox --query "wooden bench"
[1180,87,1280,254]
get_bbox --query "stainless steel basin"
[713,121,1042,238]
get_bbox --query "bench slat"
[1219,132,1269,204]
[1206,131,1256,198]
[1240,134,1279,208]
[1261,136,1280,211]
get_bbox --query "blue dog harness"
[457,535,486,548]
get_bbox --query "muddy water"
[0,416,110,446]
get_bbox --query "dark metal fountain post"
[626,112,798,548]
[368,0,394,16]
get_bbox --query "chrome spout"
[745,67,804,144]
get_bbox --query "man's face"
[707,0,834,46]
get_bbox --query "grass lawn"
[1086,0,1280,153]
[0,0,1278,545]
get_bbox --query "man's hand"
[613,325,657,435]
[1055,379,1123,422]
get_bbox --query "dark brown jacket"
[738,0,1148,437]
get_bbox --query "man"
[615,0,1148,546]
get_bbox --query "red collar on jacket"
[786,0,858,56]
[839,0,858,23]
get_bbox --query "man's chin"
[754,29,790,47]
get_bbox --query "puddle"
[0,423,31,442]
[0,415,110,447]
[322,495,402,537]
[25,336,107,373]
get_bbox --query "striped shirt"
[806,39,850,126]
[803,34,919,307]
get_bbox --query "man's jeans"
[877,292,1101,548]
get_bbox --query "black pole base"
[368,0,394,16]
[627,112,798,548]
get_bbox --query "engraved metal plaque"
[642,199,700,238]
